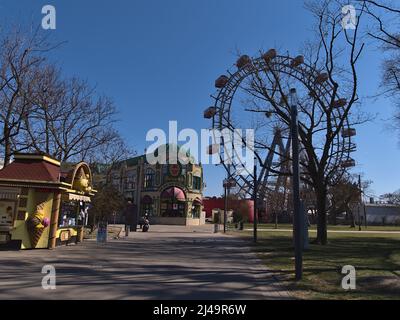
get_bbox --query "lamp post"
[289,88,303,281]
[253,157,258,243]
[223,177,236,233]
[357,174,364,231]
[223,180,228,233]
[358,174,367,229]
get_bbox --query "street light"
[223,176,236,233]
[289,88,303,281]
[253,156,258,243]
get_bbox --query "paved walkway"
[0,225,292,300]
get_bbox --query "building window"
[125,171,136,190]
[155,171,161,186]
[112,174,121,191]
[144,168,155,188]
[125,192,134,202]
[141,195,154,216]
[187,173,193,188]
[193,176,202,190]
[162,164,168,176]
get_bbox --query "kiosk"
[0,153,95,250]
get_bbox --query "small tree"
[227,194,251,223]
[328,175,361,225]
[89,184,126,226]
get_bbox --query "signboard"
[169,164,181,177]
[0,200,16,227]
[60,230,70,242]
[223,178,236,189]
[97,223,107,243]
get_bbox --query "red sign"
[169,164,181,177]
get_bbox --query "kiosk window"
[0,202,15,226]
[59,201,78,227]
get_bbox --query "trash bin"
[76,226,84,243]
[239,222,244,231]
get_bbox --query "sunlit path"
[0,226,292,300]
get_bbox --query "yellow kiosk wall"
[11,189,54,249]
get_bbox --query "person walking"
[124,199,138,232]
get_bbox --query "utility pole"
[223,182,227,233]
[357,174,364,231]
[290,88,303,281]
[223,165,232,233]
[253,157,258,243]
[359,175,368,229]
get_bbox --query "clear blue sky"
[1,0,399,197]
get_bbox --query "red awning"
[161,187,186,201]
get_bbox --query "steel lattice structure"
[204,50,357,209]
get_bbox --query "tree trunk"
[3,127,11,166]
[333,209,337,225]
[315,189,328,245]
[349,209,356,228]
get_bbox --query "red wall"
[203,197,255,223]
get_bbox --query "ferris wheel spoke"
[205,51,356,203]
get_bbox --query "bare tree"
[357,0,400,48]
[356,1,400,134]
[231,0,367,244]
[19,65,65,156]
[86,132,135,185]
[0,27,50,164]
[23,72,121,162]
[380,190,400,204]
[0,25,134,203]
[327,173,372,226]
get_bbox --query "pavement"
[0,224,292,300]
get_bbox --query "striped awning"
[161,187,186,201]
[66,193,91,202]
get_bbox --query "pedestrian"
[123,199,138,232]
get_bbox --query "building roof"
[130,143,196,167]
[125,155,146,167]
[109,144,199,172]
[0,154,60,182]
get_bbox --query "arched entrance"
[160,187,186,217]
[190,198,202,218]
[141,195,154,216]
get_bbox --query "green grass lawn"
[241,223,400,232]
[233,229,400,299]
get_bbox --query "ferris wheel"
[204,49,357,204]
